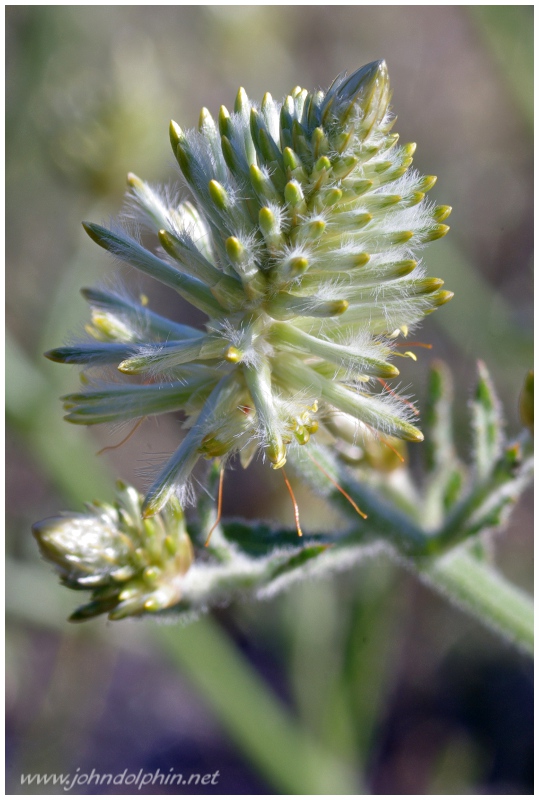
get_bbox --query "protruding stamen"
[282,469,303,536]
[96,417,146,455]
[394,341,433,349]
[305,451,367,519]
[377,378,420,417]
[380,438,406,463]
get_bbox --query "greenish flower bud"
[32,483,194,621]
[258,206,284,251]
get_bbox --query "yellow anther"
[268,438,287,469]
[294,426,310,445]
[224,345,242,363]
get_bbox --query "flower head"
[47,60,452,516]
[32,482,193,620]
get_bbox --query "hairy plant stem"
[289,445,533,654]
[416,548,533,653]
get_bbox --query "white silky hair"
[122,180,182,235]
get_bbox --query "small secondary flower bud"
[33,483,194,621]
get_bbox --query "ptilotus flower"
[32,482,193,620]
[46,60,452,517]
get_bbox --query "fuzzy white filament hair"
[47,60,452,517]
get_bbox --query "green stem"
[290,445,533,653]
[155,620,359,794]
[290,445,429,555]
[416,549,534,655]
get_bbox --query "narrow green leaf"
[471,360,504,481]
[83,223,225,318]
[424,360,455,473]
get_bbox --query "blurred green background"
[6,6,533,794]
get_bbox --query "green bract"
[32,482,193,620]
[47,60,452,516]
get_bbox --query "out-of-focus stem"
[155,619,360,794]
[416,549,533,654]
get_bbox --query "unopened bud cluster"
[32,483,193,620]
[47,60,452,517]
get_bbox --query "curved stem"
[289,445,533,653]
[290,444,430,555]
[155,618,360,794]
[416,548,534,655]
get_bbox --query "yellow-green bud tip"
[433,290,454,307]
[433,206,452,223]
[290,257,309,274]
[259,206,277,236]
[379,364,400,379]
[404,427,424,443]
[330,299,349,315]
[225,236,244,263]
[426,223,450,241]
[127,172,143,189]
[209,179,228,209]
[234,88,248,114]
[169,120,184,150]
[158,229,174,253]
[198,107,214,131]
[417,277,445,295]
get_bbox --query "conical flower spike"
[47,61,452,514]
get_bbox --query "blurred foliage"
[468,5,533,130]
[6,6,532,794]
